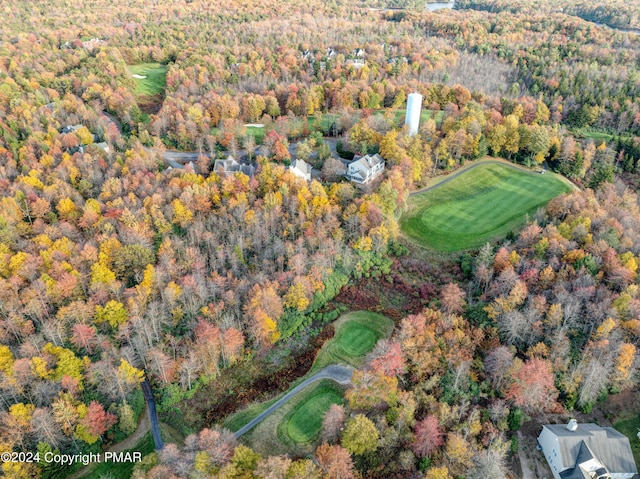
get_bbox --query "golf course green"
[401,162,573,252]
[280,380,344,445]
[311,310,394,372]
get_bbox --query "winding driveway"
[234,364,353,438]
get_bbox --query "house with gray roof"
[60,124,82,134]
[346,153,384,184]
[288,159,312,182]
[538,421,639,479]
[213,156,255,177]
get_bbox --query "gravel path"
[234,365,353,438]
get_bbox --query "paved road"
[234,364,353,438]
[142,379,164,450]
[163,150,210,163]
[162,138,343,165]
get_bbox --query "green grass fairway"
[401,162,572,252]
[128,63,167,96]
[279,381,344,446]
[312,311,394,372]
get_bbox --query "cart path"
[234,364,353,438]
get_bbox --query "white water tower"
[405,92,423,136]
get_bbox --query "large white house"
[538,421,639,479]
[288,159,312,182]
[346,153,385,184]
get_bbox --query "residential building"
[346,154,384,184]
[60,124,82,134]
[538,421,639,479]
[346,59,365,69]
[213,156,256,177]
[288,159,312,182]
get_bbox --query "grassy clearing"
[401,162,572,252]
[311,310,394,372]
[223,398,277,432]
[128,63,167,97]
[245,125,265,144]
[241,380,345,457]
[306,113,340,134]
[388,108,444,126]
[73,423,181,479]
[278,380,344,446]
[224,311,392,435]
[306,109,444,135]
[614,415,640,468]
[74,433,154,479]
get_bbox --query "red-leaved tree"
[506,358,558,413]
[413,415,444,458]
[82,401,117,437]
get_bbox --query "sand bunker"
[132,74,147,79]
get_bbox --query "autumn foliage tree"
[413,415,444,458]
[315,443,355,479]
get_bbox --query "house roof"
[213,156,255,177]
[542,424,638,475]
[61,124,82,134]
[351,153,384,172]
[213,156,237,171]
[290,159,312,176]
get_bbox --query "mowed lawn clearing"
[225,311,393,440]
[128,63,167,96]
[278,380,344,447]
[401,162,572,252]
[311,311,394,372]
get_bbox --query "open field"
[224,311,392,437]
[311,310,394,372]
[223,397,276,432]
[128,63,167,96]
[246,125,265,144]
[80,433,154,479]
[307,108,444,135]
[388,108,444,126]
[239,380,345,456]
[401,162,572,251]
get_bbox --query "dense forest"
[0,0,639,478]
